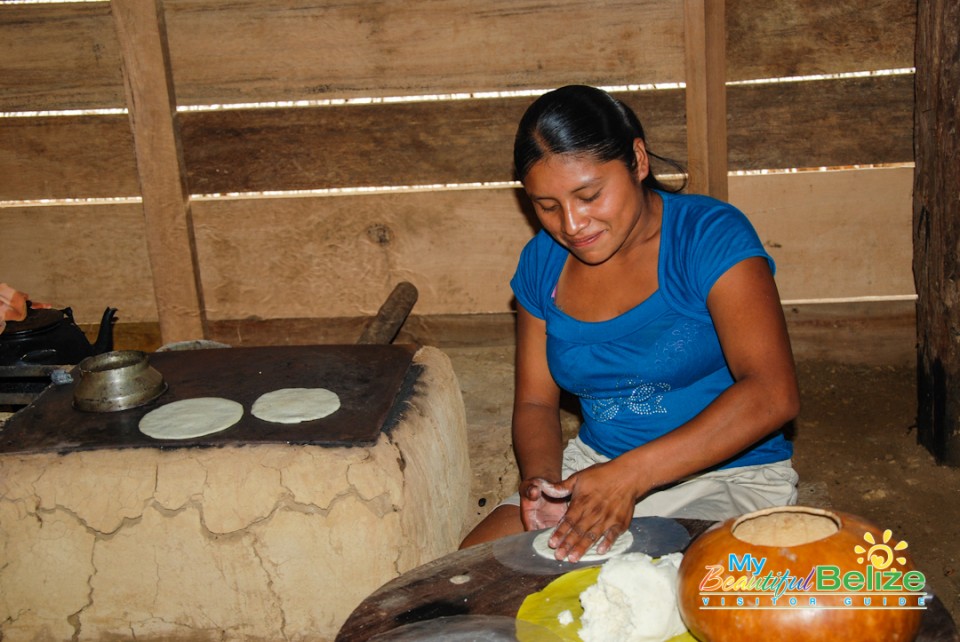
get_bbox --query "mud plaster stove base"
[0,345,470,641]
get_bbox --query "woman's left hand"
[544,459,643,562]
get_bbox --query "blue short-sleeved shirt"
[510,190,792,468]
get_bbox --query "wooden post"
[914,0,960,466]
[683,0,728,199]
[112,0,205,343]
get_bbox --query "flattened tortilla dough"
[251,387,340,424]
[532,528,634,561]
[139,397,244,440]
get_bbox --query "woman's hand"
[543,460,642,562]
[519,477,570,531]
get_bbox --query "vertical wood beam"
[112,0,205,343]
[683,0,728,199]
[914,0,960,466]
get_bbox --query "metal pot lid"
[1,308,65,337]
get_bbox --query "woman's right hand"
[519,477,571,530]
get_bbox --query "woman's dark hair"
[513,85,685,193]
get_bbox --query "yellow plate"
[516,566,696,642]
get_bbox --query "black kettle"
[0,305,117,366]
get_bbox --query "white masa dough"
[579,552,686,642]
[139,397,244,440]
[532,528,634,561]
[251,387,340,424]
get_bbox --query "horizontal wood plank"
[727,0,916,81]
[0,2,125,111]
[190,188,535,321]
[191,168,912,321]
[783,300,915,367]
[727,75,914,170]
[3,168,912,326]
[2,75,909,201]
[205,313,518,349]
[179,90,686,194]
[0,204,158,323]
[163,0,685,105]
[1,92,685,200]
[730,166,914,302]
[0,115,139,201]
[1,0,915,111]
[181,76,911,191]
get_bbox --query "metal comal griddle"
[0,343,419,455]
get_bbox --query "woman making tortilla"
[460,85,800,563]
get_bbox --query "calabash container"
[677,506,924,642]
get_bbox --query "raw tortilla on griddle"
[139,397,244,440]
[251,387,341,424]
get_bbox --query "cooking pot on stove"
[0,305,117,366]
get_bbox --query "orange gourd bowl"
[677,506,924,642]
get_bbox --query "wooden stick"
[357,282,419,345]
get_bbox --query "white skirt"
[500,435,799,522]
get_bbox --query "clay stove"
[0,344,471,641]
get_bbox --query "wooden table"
[337,519,959,641]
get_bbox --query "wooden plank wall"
[0,0,916,346]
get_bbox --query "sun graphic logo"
[813,527,927,605]
[854,529,910,570]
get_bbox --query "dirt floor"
[445,344,960,625]
[791,360,960,621]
